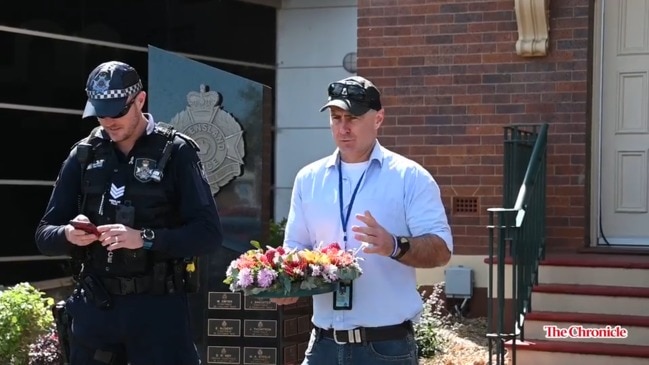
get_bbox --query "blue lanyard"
[338,160,366,245]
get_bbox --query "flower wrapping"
[224,241,363,297]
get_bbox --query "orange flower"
[237,256,257,269]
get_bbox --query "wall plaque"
[207,346,240,364]
[209,292,241,310]
[244,296,277,311]
[297,342,308,360]
[283,345,297,364]
[208,319,241,337]
[283,318,297,338]
[297,315,311,334]
[243,320,277,338]
[243,347,277,365]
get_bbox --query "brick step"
[524,311,649,346]
[505,339,649,365]
[538,265,649,288]
[540,254,649,269]
[531,284,649,316]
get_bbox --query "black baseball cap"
[82,61,143,118]
[319,76,382,116]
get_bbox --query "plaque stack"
[191,246,314,365]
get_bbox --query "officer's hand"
[97,224,143,251]
[270,297,299,305]
[352,210,395,257]
[64,214,98,246]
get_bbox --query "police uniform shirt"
[35,114,222,258]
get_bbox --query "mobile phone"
[69,220,99,236]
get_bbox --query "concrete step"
[531,284,649,317]
[524,311,649,346]
[538,255,649,288]
[505,339,649,365]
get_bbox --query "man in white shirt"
[273,76,453,365]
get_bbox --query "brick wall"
[357,0,590,254]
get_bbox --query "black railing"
[487,123,548,365]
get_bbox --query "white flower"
[322,264,339,282]
[310,264,322,276]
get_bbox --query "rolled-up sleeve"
[404,166,453,253]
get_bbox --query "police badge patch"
[134,158,157,182]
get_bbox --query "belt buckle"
[333,329,362,344]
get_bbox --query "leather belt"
[316,321,413,344]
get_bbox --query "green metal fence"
[487,123,548,365]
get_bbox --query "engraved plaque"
[244,296,277,311]
[207,346,240,364]
[283,318,297,337]
[244,347,277,365]
[283,345,297,364]
[243,320,277,338]
[297,315,311,334]
[208,319,241,337]
[297,342,308,361]
[209,292,242,310]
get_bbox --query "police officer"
[35,61,223,365]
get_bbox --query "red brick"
[359,0,590,254]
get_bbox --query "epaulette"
[153,122,176,139]
[74,126,104,169]
[70,126,103,150]
[154,121,200,152]
[175,132,201,152]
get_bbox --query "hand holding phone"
[69,220,100,236]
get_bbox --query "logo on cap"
[91,72,112,93]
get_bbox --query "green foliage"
[267,218,287,247]
[414,283,448,358]
[0,283,55,365]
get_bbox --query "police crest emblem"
[134,158,157,182]
[170,84,245,194]
[91,72,111,93]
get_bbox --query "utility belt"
[315,321,413,345]
[99,275,157,295]
[77,259,199,309]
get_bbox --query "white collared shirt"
[284,141,453,330]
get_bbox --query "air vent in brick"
[452,197,478,214]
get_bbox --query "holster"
[52,300,71,365]
[80,273,113,309]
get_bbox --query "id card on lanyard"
[334,158,365,311]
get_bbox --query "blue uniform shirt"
[35,114,223,259]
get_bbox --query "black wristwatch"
[391,236,411,260]
[141,228,155,250]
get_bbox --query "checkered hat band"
[86,81,142,99]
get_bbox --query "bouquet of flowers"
[224,241,363,297]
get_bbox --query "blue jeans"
[301,328,418,365]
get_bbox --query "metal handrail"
[487,123,548,365]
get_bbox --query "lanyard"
[338,160,366,245]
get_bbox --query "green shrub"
[0,283,55,365]
[414,283,448,358]
[267,218,287,247]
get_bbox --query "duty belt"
[315,321,413,344]
[99,275,154,295]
